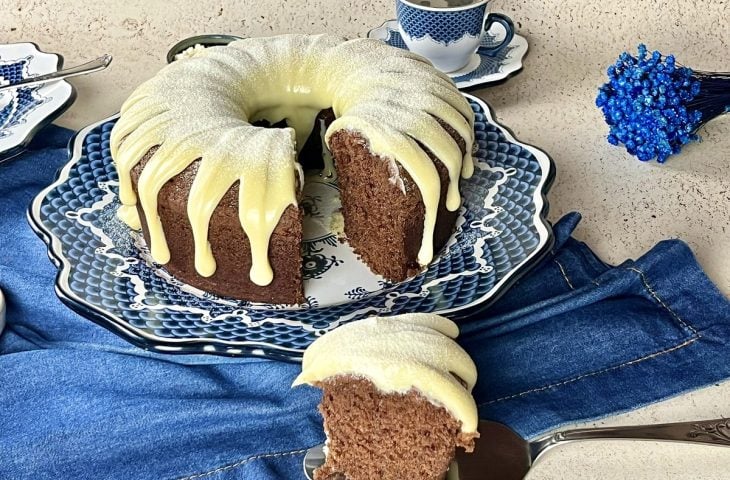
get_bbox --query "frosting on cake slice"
[294,313,479,480]
[294,312,478,433]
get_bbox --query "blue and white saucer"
[28,95,554,361]
[368,20,528,90]
[0,43,76,162]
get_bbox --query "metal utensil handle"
[558,418,730,446]
[531,418,730,463]
[0,54,112,92]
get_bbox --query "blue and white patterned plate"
[28,94,554,361]
[368,20,528,90]
[0,43,76,162]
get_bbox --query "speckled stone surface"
[2,1,729,478]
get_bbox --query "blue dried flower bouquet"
[596,44,730,163]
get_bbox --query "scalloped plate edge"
[459,34,527,90]
[27,94,555,359]
[27,115,304,360]
[447,95,555,319]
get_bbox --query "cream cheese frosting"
[292,313,479,434]
[110,34,475,286]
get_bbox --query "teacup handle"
[478,13,514,56]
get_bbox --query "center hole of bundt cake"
[251,110,334,173]
[113,35,473,305]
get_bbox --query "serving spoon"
[304,418,730,479]
[0,54,112,92]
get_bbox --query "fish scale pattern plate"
[29,94,554,361]
[396,1,485,43]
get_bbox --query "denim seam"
[478,336,700,406]
[553,259,575,290]
[627,266,699,335]
[175,448,309,480]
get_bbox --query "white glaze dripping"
[110,34,475,286]
[293,313,479,434]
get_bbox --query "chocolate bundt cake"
[293,313,479,480]
[110,34,475,304]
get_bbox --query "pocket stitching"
[553,258,575,290]
[627,266,698,335]
[478,335,699,406]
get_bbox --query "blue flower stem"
[692,71,730,128]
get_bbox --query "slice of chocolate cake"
[293,313,479,480]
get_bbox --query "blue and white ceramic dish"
[396,0,514,73]
[0,43,76,162]
[368,19,527,89]
[29,94,554,361]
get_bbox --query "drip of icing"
[292,313,479,434]
[110,34,475,286]
[117,204,141,230]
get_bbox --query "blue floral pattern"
[0,43,74,161]
[302,235,343,280]
[0,57,48,139]
[29,96,554,360]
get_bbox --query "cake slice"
[293,313,479,480]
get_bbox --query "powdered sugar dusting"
[293,313,479,434]
[110,34,474,287]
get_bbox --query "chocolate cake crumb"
[314,376,477,480]
[131,148,304,304]
[328,124,463,282]
[127,111,467,302]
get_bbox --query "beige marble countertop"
[2,0,729,478]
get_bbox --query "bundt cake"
[110,34,475,304]
[293,313,479,480]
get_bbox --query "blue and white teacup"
[396,0,515,73]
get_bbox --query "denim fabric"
[1,126,729,479]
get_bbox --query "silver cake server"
[0,54,112,92]
[304,418,730,480]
